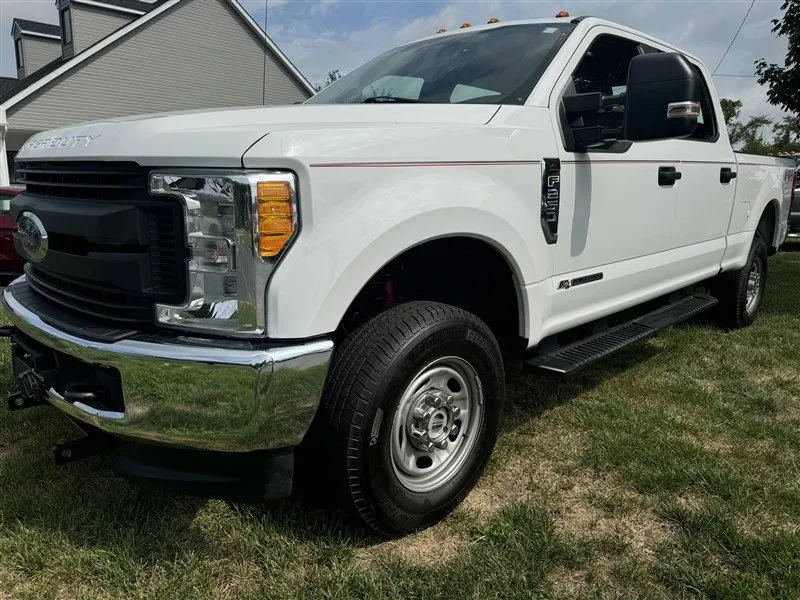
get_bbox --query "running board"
[525,293,718,377]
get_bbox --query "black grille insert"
[16,161,187,327]
[17,159,151,196]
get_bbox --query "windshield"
[307,23,575,106]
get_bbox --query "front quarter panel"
[253,161,546,340]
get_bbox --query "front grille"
[18,164,146,201]
[16,162,187,327]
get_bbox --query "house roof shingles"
[13,19,62,37]
[75,0,167,13]
[0,77,20,102]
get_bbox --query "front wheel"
[712,234,768,329]
[319,301,504,535]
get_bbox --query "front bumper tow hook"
[53,433,114,466]
[8,368,49,411]
[8,390,36,411]
[7,389,46,411]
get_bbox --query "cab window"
[568,35,642,139]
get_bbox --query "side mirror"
[624,53,702,142]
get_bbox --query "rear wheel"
[319,301,504,535]
[712,234,768,328]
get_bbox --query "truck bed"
[734,151,796,167]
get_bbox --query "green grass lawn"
[2,243,800,599]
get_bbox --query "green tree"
[740,115,774,154]
[772,115,800,152]
[720,98,746,146]
[313,69,342,93]
[755,0,799,115]
[720,98,772,151]
[719,97,800,154]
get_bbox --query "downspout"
[0,106,9,187]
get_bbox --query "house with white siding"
[0,0,314,185]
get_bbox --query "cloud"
[310,0,339,16]
[239,0,288,16]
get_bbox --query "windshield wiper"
[362,96,425,103]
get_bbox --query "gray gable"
[2,0,312,108]
[6,0,311,130]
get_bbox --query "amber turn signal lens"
[257,180,295,257]
[258,202,292,217]
[257,181,291,201]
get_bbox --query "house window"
[14,39,23,69]
[60,8,73,45]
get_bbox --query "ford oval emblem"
[14,212,49,263]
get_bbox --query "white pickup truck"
[4,16,796,536]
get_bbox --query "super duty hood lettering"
[21,134,102,152]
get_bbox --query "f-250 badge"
[541,158,560,244]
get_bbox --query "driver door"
[544,28,679,334]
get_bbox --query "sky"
[0,0,790,125]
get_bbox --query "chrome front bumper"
[2,282,334,453]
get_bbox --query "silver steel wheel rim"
[390,356,484,493]
[745,258,762,314]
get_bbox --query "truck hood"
[16,104,500,168]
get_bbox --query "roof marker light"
[459,22,471,28]
[556,10,570,17]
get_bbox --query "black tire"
[711,234,768,328]
[319,301,504,536]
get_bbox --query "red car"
[0,185,25,280]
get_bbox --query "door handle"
[658,166,682,187]
[720,167,737,184]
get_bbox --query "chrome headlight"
[150,171,298,336]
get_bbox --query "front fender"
[265,165,548,339]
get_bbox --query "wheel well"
[336,237,523,354]
[756,200,779,254]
